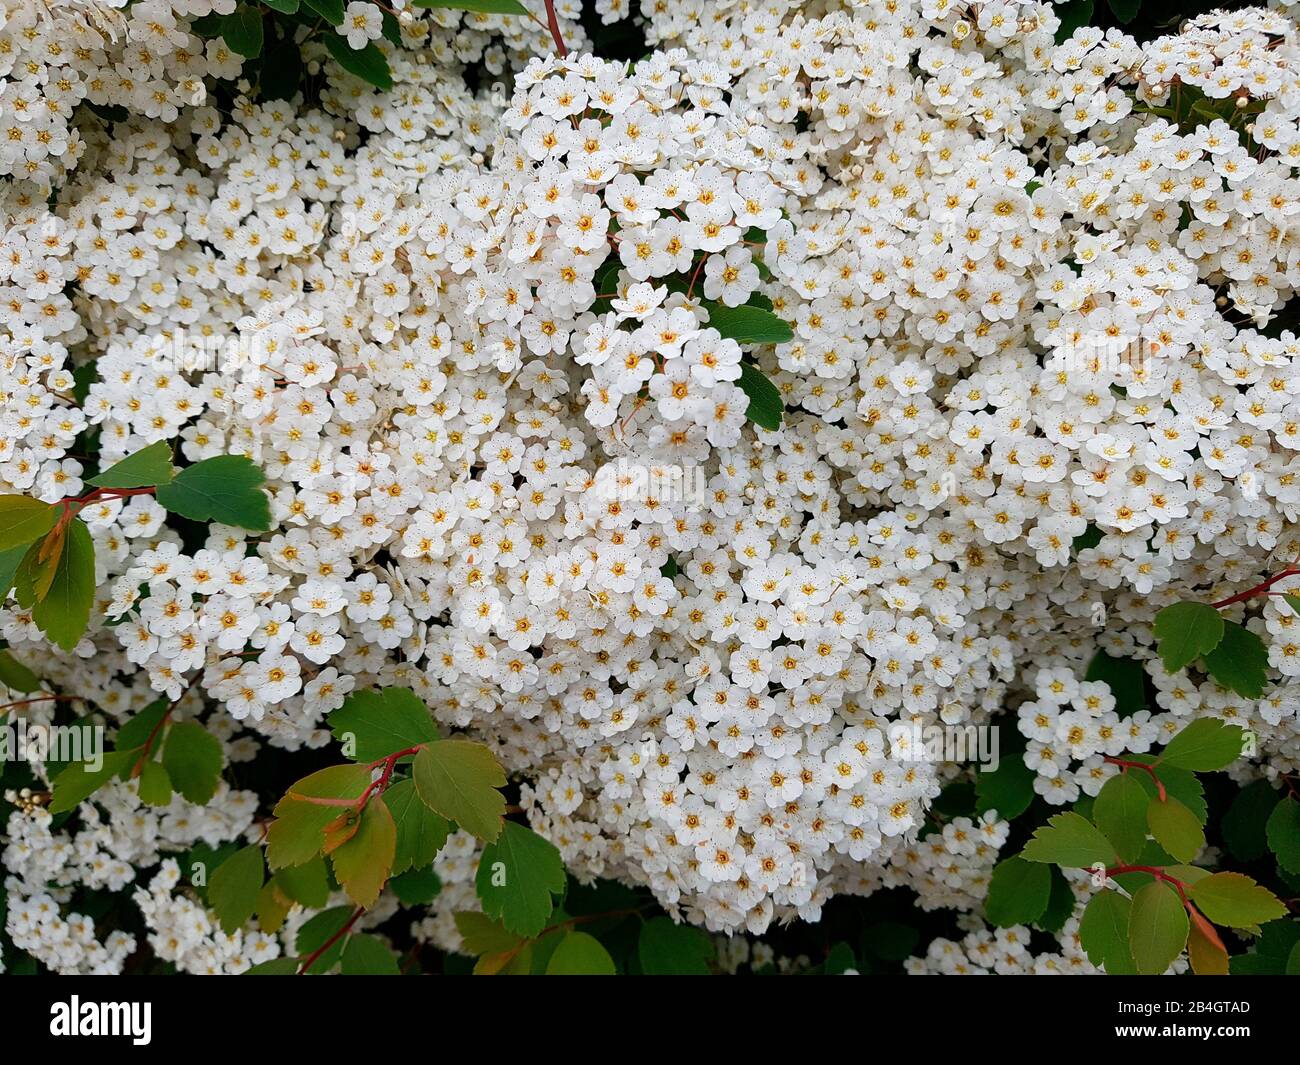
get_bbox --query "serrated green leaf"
[475,821,566,937]
[137,759,173,807]
[87,441,175,489]
[1020,811,1117,868]
[341,932,400,974]
[1093,772,1150,863]
[390,867,441,905]
[1036,866,1076,934]
[1128,881,1188,975]
[454,911,522,955]
[974,748,1035,820]
[1146,796,1204,863]
[115,698,170,751]
[47,749,137,814]
[330,799,396,908]
[1153,601,1224,674]
[546,931,615,975]
[985,856,1052,928]
[209,845,265,934]
[0,649,40,693]
[384,777,451,874]
[276,856,330,908]
[413,739,506,842]
[155,455,271,532]
[162,720,223,805]
[1189,872,1287,928]
[0,496,57,552]
[328,686,438,762]
[0,543,27,599]
[267,764,371,869]
[296,905,355,973]
[1266,796,1300,874]
[1159,717,1243,772]
[263,0,300,11]
[1203,620,1270,698]
[244,957,300,974]
[704,302,793,345]
[322,35,392,91]
[637,916,713,974]
[1130,759,1207,822]
[1078,890,1135,974]
[222,6,264,58]
[301,0,344,21]
[32,519,95,650]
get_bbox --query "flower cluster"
[5,0,1300,967]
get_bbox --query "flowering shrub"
[1,0,1299,978]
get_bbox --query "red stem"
[1104,757,1166,802]
[1211,567,1299,609]
[542,0,567,57]
[1105,864,1190,904]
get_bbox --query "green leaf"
[1084,651,1145,717]
[1035,867,1076,934]
[475,821,566,937]
[1153,601,1224,674]
[0,543,27,598]
[1266,796,1300,874]
[546,931,616,975]
[413,739,507,842]
[328,687,438,761]
[390,868,442,905]
[244,957,300,974]
[221,7,264,58]
[1092,772,1150,863]
[1159,717,1243,772]
[301,0,344,22]
[322,35,393,91]
[1107,0,1139,23]
[1020,812,1117,868]
[1189,872,1287,928]
[637,916,713,975]
[276,856,330,908]
[0,496,57,552]
[1222,780,1278,862]
[341,932,399,974]
[705,302,793,345]
[1078,890,1136,974]
[1128,881,1188,975]
[263,0,300,11]
[87,441,175,489]
[411,0,529,13]
[1202,620,1270,698]
[862,921,919,962]
[0,649,40,693]
[209,845,265,934]
[974,749,1036,820]
[136,759,173,807]
[1284,593,1300,616]
[267,764,371,869]
[384,778,451,875]
[115,699,170,752]
[1054,0,1094,43]
[454,911,522,955]
[1146,796,1204,863]
[47,748,137,814]
[155,455,271,532]
[296,906,355,973]
[1131,759,1207,822]
[330,799,396,908]
[31,519,95,650]
[985,857,1052,928]
[737,362,783,431]
[162,720,223,805]
[1230,920,1300,975]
